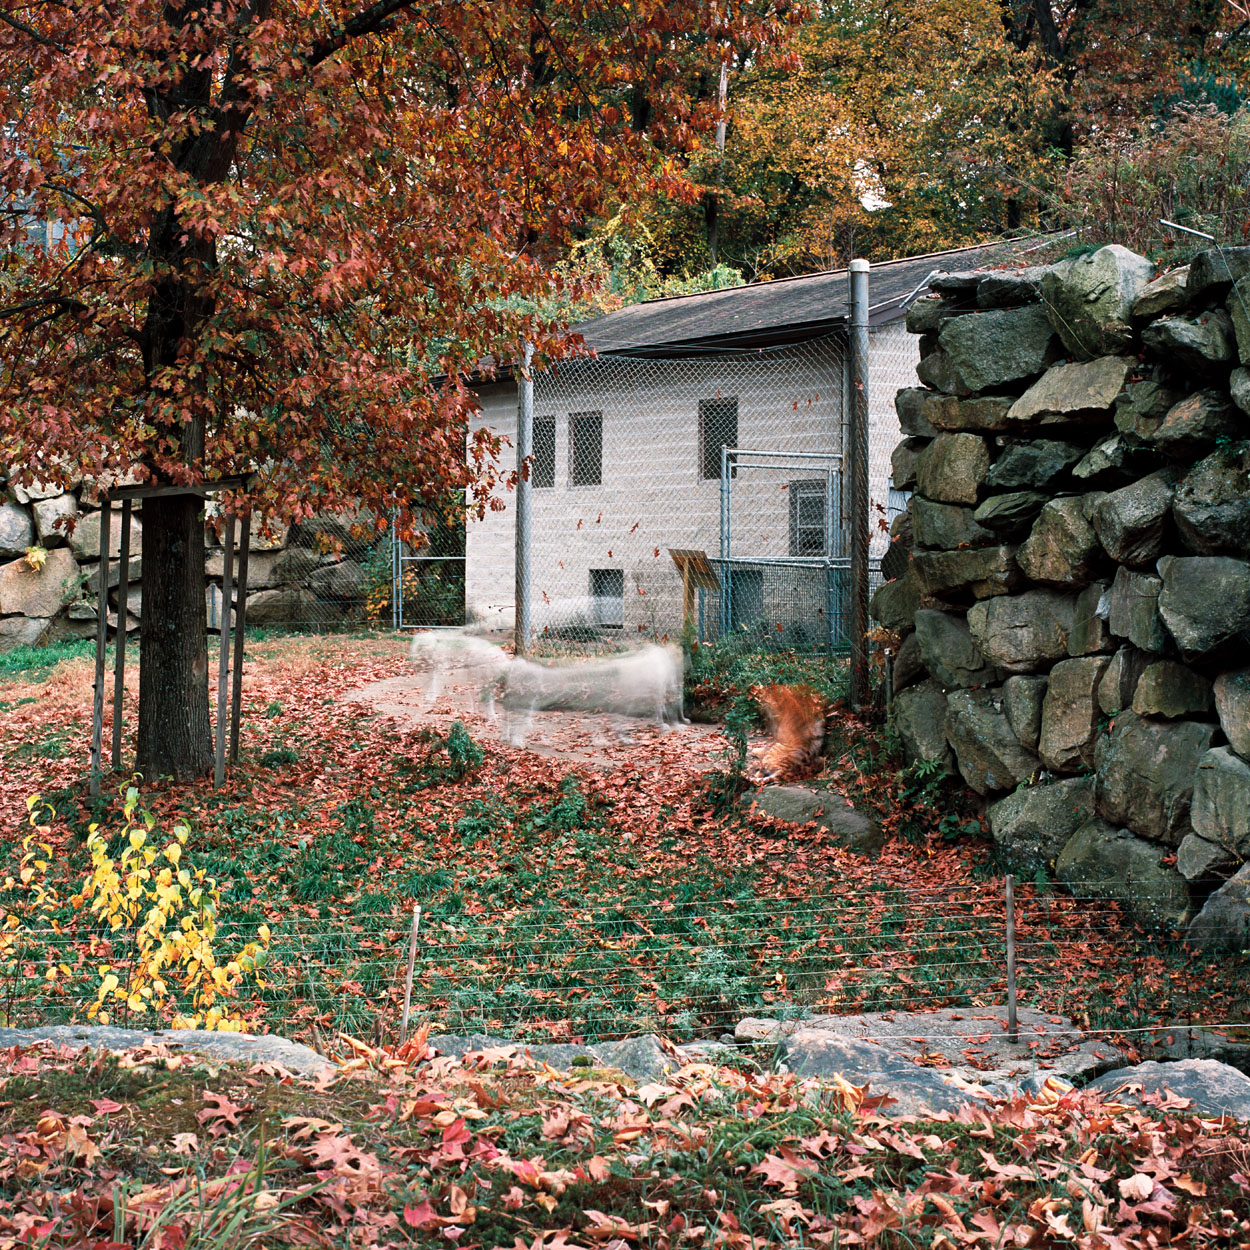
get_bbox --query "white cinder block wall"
[465,324,918,642]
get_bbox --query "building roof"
[572,238,1044,356]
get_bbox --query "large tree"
[0,0,792,779]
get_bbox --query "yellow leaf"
[164,843,181,866]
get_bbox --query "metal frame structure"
[717,447,849,652]
[88,475,253,796]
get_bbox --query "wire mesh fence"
[3,881,1247,1053]
[463,320,916,657]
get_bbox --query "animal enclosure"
[464,324,912,652]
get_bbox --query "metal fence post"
[1005,874,1019,1043]
[515,342,534,655]
[847,259,871,708]
[89,496,112,798]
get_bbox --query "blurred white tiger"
[499,644,686,747]
[407,630,511,719]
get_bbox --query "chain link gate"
[716,448,850,653]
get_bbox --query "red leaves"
[195,1091,248,1137]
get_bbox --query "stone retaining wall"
[872,243,1250,944]
[0,475,378,649]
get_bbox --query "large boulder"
[1187,864,1250,950]
[945,687,1040,795]
[748,1007,1124,1094]
[880,530,910,582]
[913,608,999,688]
[208,546,320,591]
[1097,646,1151,716]
[1003,674,1048,751]
[1114,379,1181,440]
[914,433,991,504]
[1017,497,1101,587]
[1177,832,1239,883]
[749,787,884,856]
[911,545,1018,600]
[1151,391,1239,458]
[777,1032,993,1115]
[1067,581,1112,657]
[1090,470,1175,567]
[911,500,995,550]
[890,438,927,490]
[870,569,921,632]
[966,589,1076,672]
[891,679,953,769]
[83,557,143,594]
[906,296,954,334]
[1071,434,1151,489]
[983,440,1084,492]
[892,630,924,692]
[31,493,78,547]
[1228,276,1250,364]
[973,491,1047,534]
[1232,367,1250,415]
[0,546,80,619]
[897,388,1016,434]
[1086,1059,1250,1119]
[1056,820,1190,930]
[1130,661,1212,719]
[924,303,1058,395]
[245,586,313,624]
[1040,247,1155,357]
[1186,246,1250,304]
[1157,555,1250,659]
[307,558,365,600]
[1190,746,1250,857]
[895,387,943,437]
[1140,308,1235,371]
[292,508,377,554]
[1006,355,1134,425]
[1172,447,1250,556]
[977,267,1048,308]
[989,776,1095,872]
[0,501,34,559]
[0,615,53,652]
[1213,668,1250,759]
[1107,566,1167,653]
[1095,711,1217,845]
[1132,266,1189,320]
[67,508,142,561]
[1038,656,1111,773]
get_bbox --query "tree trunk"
[136,494,214,780]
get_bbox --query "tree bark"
[136,493,214,780]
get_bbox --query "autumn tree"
[626,0,1250,278]
[0,0,793,779]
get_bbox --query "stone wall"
[0,472,378,649]
[872,243,1250,944]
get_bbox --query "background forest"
[566,0,1250,311]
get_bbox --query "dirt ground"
[343,657,731,772]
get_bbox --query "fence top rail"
[724,448,844,463]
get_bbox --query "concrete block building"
[464,243,1026,648]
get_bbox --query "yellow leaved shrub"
[3,786,270,1031]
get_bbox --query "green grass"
[0,636,101,680]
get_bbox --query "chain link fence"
[463,316,917,656]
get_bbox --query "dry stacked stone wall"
[872,243,1250,945]
[0,474,376,649]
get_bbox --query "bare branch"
[0,10,70,53]
[306,0,423,66]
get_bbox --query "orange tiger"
[746,683,827,783]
